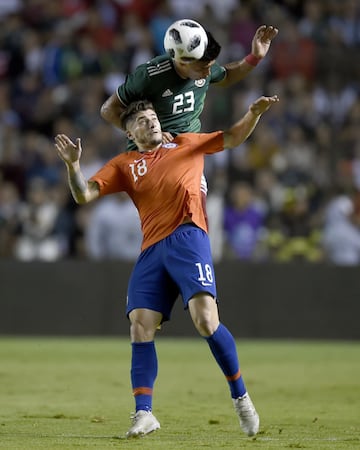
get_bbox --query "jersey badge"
[162,89,173,97]
[195,79,206,87]
[162,143,178,149]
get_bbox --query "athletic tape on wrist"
[245,54,262,67]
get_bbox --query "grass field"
[0,338,359,449]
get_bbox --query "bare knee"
[192,313,217,336]
[129,308,162,342]
[130,319,155,342]
[188,294,219,337]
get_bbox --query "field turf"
[0,338,359,449]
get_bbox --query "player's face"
[180,59,215,80]
[127,109,162,149]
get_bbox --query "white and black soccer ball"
[164,19,208,62]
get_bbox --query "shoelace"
[235,401,255,417]
[129,411,150,423]
[129,412,137,423]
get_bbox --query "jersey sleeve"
[184,131,224,154]
[117,64,150,106]
[89,156,129,196]
[209,62,226,84]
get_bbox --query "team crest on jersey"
[162,143,178,148]
[195,79,206,87]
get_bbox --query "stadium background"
[0,0,359,338]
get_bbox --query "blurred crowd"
[1,0,360,264]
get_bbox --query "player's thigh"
[164,224,217,307]
[127,243,179,320]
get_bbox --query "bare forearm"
[223,110,260,148]
[100,94,126,129]
[66,162,98,204]
[220,59,256,87]
[100,104,123,129]
[223,95,279,148]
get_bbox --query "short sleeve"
[182,132,224,155]
[117,65,150,106]
[89,157,128,196]
[209,62,226,84]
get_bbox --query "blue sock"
[205,323,246,398]
[131,341,158,412]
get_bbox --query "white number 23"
[172,91,195,114]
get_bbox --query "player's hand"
[54,134,82,165]
[250,95,279,116]
[251,25,278,59]
[162,132,174,144]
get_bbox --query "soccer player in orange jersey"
[54,95,279,438]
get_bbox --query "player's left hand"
[251,25,279,59]
[250,95,279,116]
[162,132,174,144]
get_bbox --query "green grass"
[0,338,359,449]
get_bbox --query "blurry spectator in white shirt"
[322,195,360,265]
[85,193,142,261]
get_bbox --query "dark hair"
[200,30,221,62]
[119,100,155,129]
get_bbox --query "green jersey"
[117,54,226,149]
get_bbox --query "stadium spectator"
[298,0,328,44]
[148,1,174,55]
[85,193,142,261]
[322,194,360,265]
[13,177,66,261]
[328,0,360,47]
[228,4,259,60]
[224,181,266,260]
[270,19,316,81]
[0,179,22,257]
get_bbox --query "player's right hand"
[162,132,174,144]
[54,134,82,165]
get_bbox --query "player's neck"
[138,143,162,153]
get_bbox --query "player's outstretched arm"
[54,134,100,204]
[223,95,279,149]
[217,25,278,88]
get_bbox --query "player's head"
[164,19,221,80]
[179,30,222,79]
[120,100,162,150]
[201,31,221,63]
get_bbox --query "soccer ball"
[164,19,208,62]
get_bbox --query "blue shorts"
[126,224,217,321]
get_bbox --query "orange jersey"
[90,132,224,251]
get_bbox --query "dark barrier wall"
[1,261,359,339]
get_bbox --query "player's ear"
[126,130,134,140]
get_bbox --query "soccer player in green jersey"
[100,19,278,148]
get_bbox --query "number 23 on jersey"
[172,91,195,114]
